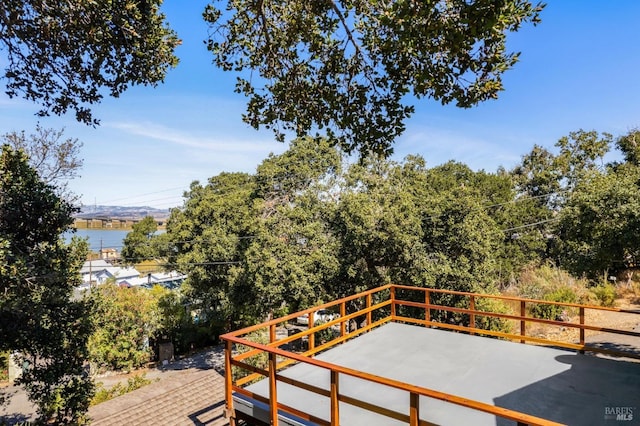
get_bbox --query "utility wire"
[95,186,187,205]
[501,218,560,232]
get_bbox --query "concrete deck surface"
[238,323,640,426]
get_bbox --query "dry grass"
[134,260,164,274]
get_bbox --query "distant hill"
[74,205,171,221]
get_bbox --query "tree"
[165,138,342,326]
[555,165,640,281]
[87,283,161,372]
[0,1,179,124]
[166,172,259,327]
[554,130,640,281]
[554,129,612,192]
[329,157,503,300]
[205,0,544,155]
[511,144,562,203]
[615,128,640,167]
[331,156,428,296]
[0,145,93,423]
[1,125,83,198]
[121,216,159,264]
[237,137,342,320]
[419,162,503,292]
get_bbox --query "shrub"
[590,283,616,307]
[232,331,269,383]
[88,284,161,372]
[314,321,340,345]
[529,287,577,320]
[474,297,514,335]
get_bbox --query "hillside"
[74,205,171,221]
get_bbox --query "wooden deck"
[237,323,640,425]
[222,285,640,426]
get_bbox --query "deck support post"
[410,392,420,426]
[330,371,340,425]
[309,314,315,356]
[269,352,279,425]
[390,286,397,319]
[224,339,235,425]
[340,302,346,337]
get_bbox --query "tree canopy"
[162,138,516,327]
[205,0,544,155]
[2,1,544,156]
[140,128,640,330]
[0,145,93,423]
[0,0,179,125]
[121,216,160,264]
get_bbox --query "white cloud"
[109,120,284,153]
[393,124,536,172]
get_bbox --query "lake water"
[64,229,129,252]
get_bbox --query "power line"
[501,218,559,233]
[95,186,187,205]
[482,190,567,209]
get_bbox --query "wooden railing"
[221,284,640,426]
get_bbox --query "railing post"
[410,392,420,426]
[224,339,234,424]
[469,295,476,335]
[269,352,279,425]
[579,306,585,354]
[520,301,526,344]
[270,324,276,343]
[340,302,346,337]
[425,290,431,326]
[330,370,340,425]
[366,293,372,327]
[309,313,315,355]
[390,286,396,319]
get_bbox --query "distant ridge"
[74,205,171,221]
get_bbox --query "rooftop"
[222,284,640,426]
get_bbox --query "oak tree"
[205,0,544,155]
[0,0,179,124]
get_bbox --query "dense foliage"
[205,1,544,155]
[158,138,520,326]
[150,128,640,329]
[87,283,161,372]
[121,216,160,264]
[205,0,544,155]
[0,145,93,424]
[0,0,179,125]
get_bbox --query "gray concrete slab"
[236,323,640,425]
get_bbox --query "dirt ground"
[526,292,640,350]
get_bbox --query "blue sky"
[1,1,639,209]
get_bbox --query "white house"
[79,260,141,287]
[119,271,187,289]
